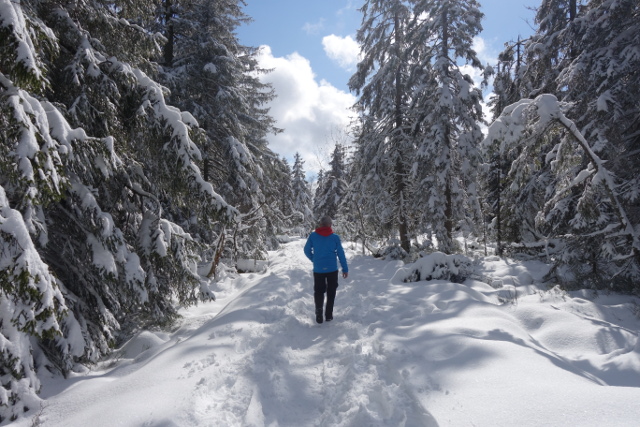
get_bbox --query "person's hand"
[342,272,348,279]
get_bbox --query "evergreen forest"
[1,0,638,421]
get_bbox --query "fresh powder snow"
[16,238,640,426]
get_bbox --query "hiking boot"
[316,309,323,324]
[325,313,333,321]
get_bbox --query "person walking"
[303,216,349,324]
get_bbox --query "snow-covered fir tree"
[312,169,325,220]
[522,0,580,98]
[266,155,297,244]
[291,152,314,234]
[156,0,284,265]
[39,0,237,346]
[348,0,416,253]
[349,0,487,255]
[488,37,528,122]
[482,0,580,256]
[1,0,241,418]
[541,0,640,289]
[483,37,531,254]
[313,144,348,221]
[1,7,83,416]
[407,0,486,253]
[484,0,640,291]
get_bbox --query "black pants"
[313,271,339,318]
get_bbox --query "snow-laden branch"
[554,106,639,255]
[0,0,54,86]
[131,67,238,221]
[0,185,75,420]
[484,94,640,261]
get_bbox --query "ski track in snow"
[20,239,640,427]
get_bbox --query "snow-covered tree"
[485,94,640,291]
[0,188,72,421]
[42,0,236,333]
[557,0,639,195]
[521,0,581,99]
[341,114,401,250]
[485,0,640,291]
[482,1,582,256]
[266,155,297,242]
[483,37,530,254]
[349,0,416,253]
[481,1,585,257]
[312,169,324,220]
[156,0,284,263]
[313,144,348,221]
[349,0,486,254]
[1,0,237,418]
[291,153,314,234]
[488,37,528,122]
[542,0,640,289]
[407,0,486,253]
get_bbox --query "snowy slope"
[15,239,640,427]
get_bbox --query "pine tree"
[408,0,486,253]
[291,152,314,234]
[0,27,80,414]
[544,0,640,288]
[485,0,640,290]
[483,37,529,254]
[313,144,348,221]
[349,0,415,253]
[312,169,325,223]
[483,0,582,257]
[0,187,70,421]
[522,0,579,99]
[41,0,236,344]
[268,155,297,242]
[488,37,527,122]
[1,0,236,418]
[157,0,283,264]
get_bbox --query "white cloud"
[303,19,325,35]
[337,0,358,17]
[460,63,486,89]
[255,46,357,177]
[472,36,498,66]
[459,36,498,88]
[322,34,360,71]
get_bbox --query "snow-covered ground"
[16,239,640,426]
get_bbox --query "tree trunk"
[441,6,454,252]
[394,7,411,253]
[569,0,577,59]
[163,0,174,66]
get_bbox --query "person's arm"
[303,235,314,262]
[335,235,348,278]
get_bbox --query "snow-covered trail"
[181,241,437,426]
[32,239,434,426]
[21,238,640,426]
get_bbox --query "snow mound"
[393,251,471,283]
[119,331,170,360]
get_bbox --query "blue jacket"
[304,229,349,274]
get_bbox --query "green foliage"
[483,0,640,292]
[0,0,282,420]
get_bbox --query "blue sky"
[236,0,540,176]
